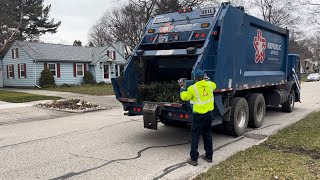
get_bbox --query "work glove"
[178,78,186,87]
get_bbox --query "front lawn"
[44,84,114,96]
[195,111,320,180]
[0,90,60,103]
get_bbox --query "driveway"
[1,88,121,109]
[0,82,320,180]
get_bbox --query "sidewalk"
[0,100,33,110]
[0,88,122,109]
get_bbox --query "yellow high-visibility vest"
[180,80,216,114]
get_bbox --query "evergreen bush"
[39,68,55,87]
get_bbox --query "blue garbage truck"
[111,3,301,136]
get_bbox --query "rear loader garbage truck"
[111,3,301,136]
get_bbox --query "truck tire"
[224,97,249,136]
[282,90,295,112]
[247,93,266,128]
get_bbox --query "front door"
[103,63,110,80]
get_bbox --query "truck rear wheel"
[247,93,266,128]
[224,97,249,136]
[282,90,295,113]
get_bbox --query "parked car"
[307,73,320,81]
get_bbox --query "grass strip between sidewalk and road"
[195,111,320,180]
[0,90,61,103]
[44,84,114,96]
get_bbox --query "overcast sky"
[41,0,120,45]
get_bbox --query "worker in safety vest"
[179,69,216,166]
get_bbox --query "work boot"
[187,158,198,166]
[200,154,212,163]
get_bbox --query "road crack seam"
[151,136,246,180]
[50,141,191,180]
[0,129,89,150]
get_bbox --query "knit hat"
[194,69,204,79]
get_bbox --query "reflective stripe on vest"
[191,84,214,105]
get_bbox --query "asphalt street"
[0,81,320,180]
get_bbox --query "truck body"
[112,3,301,136]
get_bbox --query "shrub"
[97,81,106,85]
[39,68,55,87]
[83,71,96,84]
[61,83,72,88]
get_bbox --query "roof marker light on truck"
[148,29,155,33]
[201,23,210,28]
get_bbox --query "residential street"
[0,82,320,180]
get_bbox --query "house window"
[19,64,26,78]
[12,48,19,59]
[77,64,84,76]
[48,63,57,77]
[8,65,14,78]
[115,65,120,77]
[107,50,116,60]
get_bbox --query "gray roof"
[15,41,125,63]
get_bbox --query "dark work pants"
[190,111,213,161]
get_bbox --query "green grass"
[0,90,60,103]
[196,111,320,180]
[44,84,114,96]
[301,73,310,82]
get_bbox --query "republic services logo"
[253,29,267,63]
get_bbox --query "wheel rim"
[237,106,247,128]
[256,102,264,122]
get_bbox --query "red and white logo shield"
[253,29,266,63]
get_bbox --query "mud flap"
[143,103,159,130]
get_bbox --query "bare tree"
[89,0,202,52]
[253,0,300,28]
[308,32,320,63]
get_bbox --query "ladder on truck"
[292,68,301,94]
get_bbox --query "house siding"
[89,65,96,81]
[2,43,36,87]
[36,63,87,85]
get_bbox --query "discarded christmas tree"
[138,81,181,102]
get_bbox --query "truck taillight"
[201,33,206,38]
[149,37,153,43]
[194,33,199,39]
[137,107,141,112]
[179,114,184,119]
[173,34,179,40]
[185,114,189,119]
[133,107,137,112]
